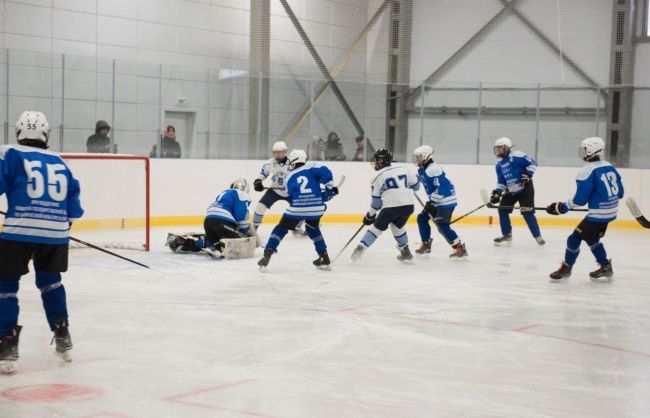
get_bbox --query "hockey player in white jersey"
[351,149,420,262]
[252,141,305,236]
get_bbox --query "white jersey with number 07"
[369,165,420,214]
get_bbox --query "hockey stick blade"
[626,197,650,228]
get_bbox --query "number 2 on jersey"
[23,160,68,202]
[297,176,313,193]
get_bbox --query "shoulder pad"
[511,150,527,158]
[425,163,443,177]
[235,189,252,202]
[576,162,599,181]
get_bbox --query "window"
[647,0,650,36]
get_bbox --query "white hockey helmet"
[413,145,434,166]
[272,141,287,152]
[230,178,250,193]
[580,136,605,161]
[287,149,307,170]
[493,137,513,157]
[16,111,50,144]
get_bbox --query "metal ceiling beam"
[498,0,602,91]
[406,0,522,107]
[407,0,606,107]
[278,0,364,141]
[282,0,391,144]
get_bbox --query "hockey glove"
[490,189,503,204]
[253,179,264,192]
[521,173,531,186]
[322,186,339,202]
[546,202,569,216]
[363,212,377,226]
[424,201,437,217]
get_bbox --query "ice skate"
[415,239,432,255]
[350,245,365,262]
[0,326,22,375]
[535,236,546,246]
[313,252,331,271]
[52,319,72,362]
[449,242,468,259]
[397,244,414,263]
[549,262,572,282]
[493,234,512,247]
[589,260,613,282]
[257,249,273,271]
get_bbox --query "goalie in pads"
[167,178,256,259]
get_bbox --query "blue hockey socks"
[522,212,541,239]
[498,210,512,236]
[587,239,608,265]
[436,222,459,245]
[564,233,581,266]
[266,225,289,252]
[35,272,68,331]
[0,277,19,337]
[305,223,327,254]
[417,212,432,242]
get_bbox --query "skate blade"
[0,361,17,374]
[589,276,613,283]
[494,242,512,247]
[549,275,571,283]
[398,258,415,264]
[55,350,72,363]
[315,265,331,271]
[449,255,468,260]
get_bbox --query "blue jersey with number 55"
[0,145,84,244]
[284,163,334,220]
[566,160,624,223]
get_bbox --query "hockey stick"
[0,210,150,269]
[333,223,365,263]
[479,189,588,212]
[625,197,650,228]
[414,192,485,224]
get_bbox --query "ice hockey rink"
[1,223,649,418]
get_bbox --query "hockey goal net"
[63,154,150,251]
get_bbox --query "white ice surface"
[1,224,650,418]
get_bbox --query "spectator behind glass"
[311,135,325,161]
[352,135,376,161]
[86,120,116,153]
[150,125,182,158]
[324,131,346,161]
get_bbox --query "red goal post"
[62,154,150,251]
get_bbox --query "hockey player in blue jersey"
[257,150,338,271]
[0,111,83,374]
[252,141,305,237]
[351,149,420,262]
[412,145,467,258]
[167,178,251,254]
[547,137,623,282]
[490,137,545,246]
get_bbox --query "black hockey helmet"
[373,148,393,171]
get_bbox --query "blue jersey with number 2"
[566,160,623,223]
[284,163,333,220]
[0,145,84,245]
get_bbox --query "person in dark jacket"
[324,131,346,161]
[352,135,375,161]
[150,125,182,158]
[86,120,114,153]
